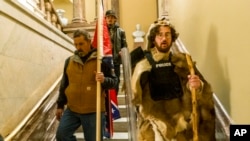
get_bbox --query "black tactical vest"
[145,52,183,101]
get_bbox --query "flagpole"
[96,0,103,140]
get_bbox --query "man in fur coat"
[131,18,215,141]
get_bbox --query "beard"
[155,42,172,53]
[76,50,87,57]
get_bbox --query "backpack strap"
[130,46,145,68]
[144,51,156,67]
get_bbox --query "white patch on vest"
[87,86,91,91]
[156,62,171,68]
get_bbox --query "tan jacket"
[65,53,106,114]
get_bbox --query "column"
[111,0,119,23]
[159,0,169,21]
[72,0,87,23]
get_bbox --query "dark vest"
[145,52,183,101]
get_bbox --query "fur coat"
[131,48,216,141]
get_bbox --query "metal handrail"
[121,48,137,141]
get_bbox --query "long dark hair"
[147,18,179,49]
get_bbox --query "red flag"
[92,18,112,56]
[92,17,121,139]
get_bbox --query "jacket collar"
[72,48,97,65]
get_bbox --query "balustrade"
[17,0,63,31]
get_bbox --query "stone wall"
[0,0,74,137]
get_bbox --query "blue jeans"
[56,108,105,141]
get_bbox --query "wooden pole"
[96,0,103,141]
[185,54,199,141]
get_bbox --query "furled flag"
[92,18,112,56]
[92,16,121,139]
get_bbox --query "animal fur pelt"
[131,49,215,141]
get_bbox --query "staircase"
[11,65,130,141]
[10,63,231,141]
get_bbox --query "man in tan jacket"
[55,29,118,141]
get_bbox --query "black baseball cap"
[105,10,117,19]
